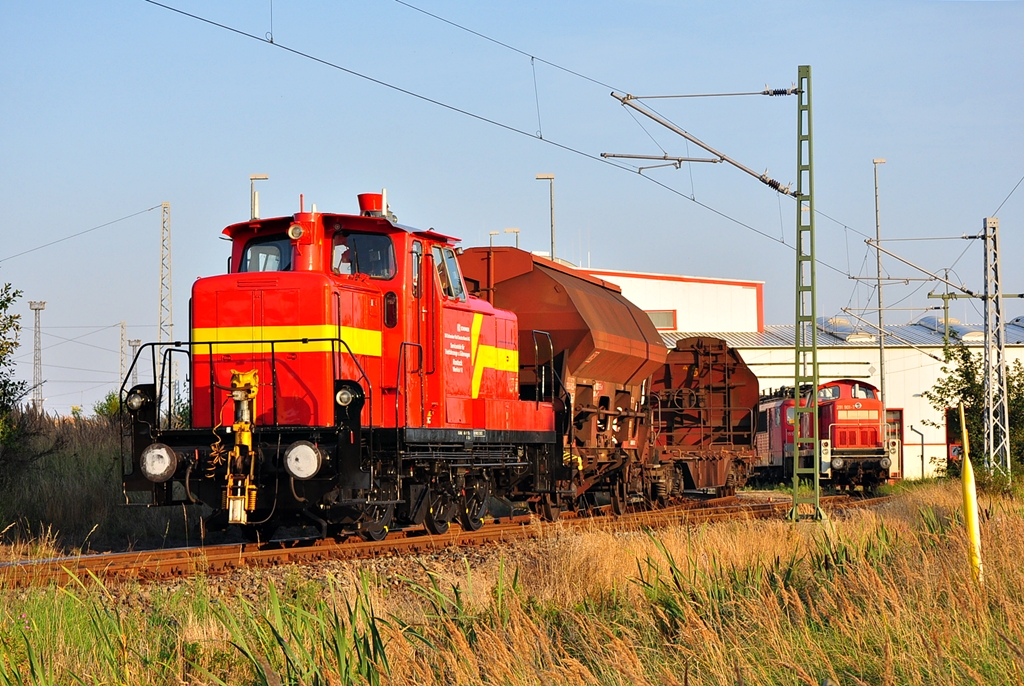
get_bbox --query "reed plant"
[0,413,188,553]
[2,480,1023,684]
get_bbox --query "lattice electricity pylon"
[157,202,173,395]
[789,65,824,521]
[119,321,127,386]
[982,217,1010,478]
[28,301,45,412]
[129,339,142,387]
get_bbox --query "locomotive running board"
[403,428,557,444]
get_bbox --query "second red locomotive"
[754,379,899,489]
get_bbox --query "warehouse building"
[585,267,1024,480]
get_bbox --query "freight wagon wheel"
[459,484,490,532]
[610,479,627,516]
[540,494,561,522]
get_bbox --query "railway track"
[0,494,890,588]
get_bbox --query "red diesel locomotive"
[754,379,899,489]
[121,192,760,538]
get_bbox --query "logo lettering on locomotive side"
[442,313,518,396]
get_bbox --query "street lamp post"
[488,230,499,246]
[873,158,887,436]
[504,227,520,249]
[250,174,269,220]
[535,174,555,259]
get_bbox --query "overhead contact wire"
[393,0,621,91]
[395,0,869,251]
[143,1,636,171]
[142,1,851,278]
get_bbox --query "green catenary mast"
[790,65,824,521]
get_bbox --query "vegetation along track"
[0,494,889,588]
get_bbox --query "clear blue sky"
[1,0,1022,413]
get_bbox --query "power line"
[11,361,119,375]
[37,324,154,329]
[992,171,1024,216]
[143,1,851,279]
[41,329,120,353]
[47,379,121,384]
[0,206,161,263]
[13,324,120,360]
[45,383,113,399]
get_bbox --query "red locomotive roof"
[222,213,462,243]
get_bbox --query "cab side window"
[411,241,423,298]
[442,247,466,300]
[818,386,840,401]
[241,236,292,272]
[432,246,466,301]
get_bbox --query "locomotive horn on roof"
[357,189,397,222]
[358,192,384,216]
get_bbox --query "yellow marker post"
[959,403,983,585]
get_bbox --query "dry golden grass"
[3,480,1024,684]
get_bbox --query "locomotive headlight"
[880,457,892,470]
[333,380,365,417]
[287,223,304,240]
[126,389,149,412]
[284,441,322,480]
[831,457,845,470]
[140,443,178,482]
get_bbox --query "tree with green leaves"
[923,343,1024,479]
[0,283,28,446]
[92,390,120,419]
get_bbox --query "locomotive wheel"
[424,491,456,535]
[359,504,394,542]
[458,484,490,532]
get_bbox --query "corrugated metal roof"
[1008,320,1024,345]
[664,322,1024,349]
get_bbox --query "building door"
[886,408,904,476]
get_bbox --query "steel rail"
[0,495,889,588]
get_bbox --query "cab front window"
[852,384,876,399]
[241,235,292,272]
[333,232,396,279]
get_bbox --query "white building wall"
[586,271,762,333]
